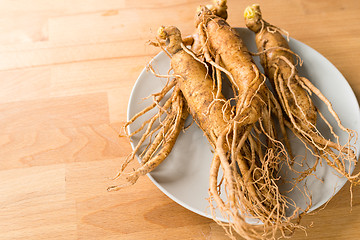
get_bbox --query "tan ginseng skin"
[172,51,231,144]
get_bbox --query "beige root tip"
[244,4,260,19]
[158,26,167,40]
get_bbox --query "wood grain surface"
[1,0,360,239]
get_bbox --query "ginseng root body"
[244,4,359,184]
[194,7,307,240]
[158,26,231,146]
[109,24,232,190]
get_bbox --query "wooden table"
[1,0,359,239]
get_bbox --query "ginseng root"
[108,3,230,191]
[244,4,359,185]
[194,6,307,240]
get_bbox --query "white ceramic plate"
[127,28,360,222]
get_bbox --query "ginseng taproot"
[244,4,359,185]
